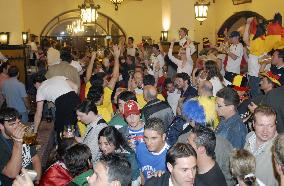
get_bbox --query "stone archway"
[218,11,266,36]
[40,9,126,49]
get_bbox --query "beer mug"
[23,126,37,145]
[258,55,272,65]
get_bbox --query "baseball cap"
[123,100,140,118]
[229,31,240,38]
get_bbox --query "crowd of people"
[1,13,284,186]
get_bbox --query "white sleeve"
[157,54,165,68]
[36,87,45,102]
[168,48,182,65]
[186,42,196,57]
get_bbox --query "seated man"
[244,106,278,186]
[215,87,248,148]
[136,118,170,183]
[145,143,197,186]
[188,125,227,186]
[88,154,132,186]
[0,108,41,185]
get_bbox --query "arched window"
[40,9,126,49]
[218,11,266,36]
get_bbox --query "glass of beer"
[62,125,75,139]
[23,126,37,145]
[258,55,272,65]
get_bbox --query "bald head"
[198,80,213,96]
[143,85,157,102]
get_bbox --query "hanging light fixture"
[110,0,124,11]
[79,0,100,25]
[194,0,210,25]
[73,19,85,33]
[66,19,85,35]
[66,24,73,34]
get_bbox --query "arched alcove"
[40,9,126,49]
[218,11,266,36]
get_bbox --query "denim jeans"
[248,75,262,98]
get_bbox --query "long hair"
[98,126,133,153]
[205,60,223,81]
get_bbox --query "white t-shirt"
[226,43,243,74]
[47,47,60,66]
[167,89,181,115]
[36,76,73,103]
[247,54,261,77]
[127,47,136,57]
[70,60,83,74]
[150,53,165,78]
[168,48,193,75]
[209,77,224,96]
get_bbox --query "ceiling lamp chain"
[110,0,124,11]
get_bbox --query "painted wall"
[0,0,24,44]
[22,0,162,44]
[1,0,284,46]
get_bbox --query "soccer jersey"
[136,142,170,180]
[128,127,144,146]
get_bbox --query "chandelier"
[194,0,210,25]
[79,0,100,25]
[110,0,124,11]
[66,19,85,35]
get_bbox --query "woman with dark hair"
[204,60,224,96]
[98,126,140,186]
[75,100,107,166]
[39,138,76,186]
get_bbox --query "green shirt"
[108,113,127,129]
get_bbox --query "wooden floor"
[36,121,55,169]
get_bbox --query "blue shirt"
[136,142,169,180]
[2,78,27,113]
[216,113,248,149]
[128,127,144,147]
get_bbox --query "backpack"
[166,116,192,146]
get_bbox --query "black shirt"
[195,162,227,186]
[270,64,284,86]
[181,85,198,99]
[0,134,36,186]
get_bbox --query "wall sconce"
[194,0,210,25]
[0,32,10,45]
[22,32,29,45]
[161,31,168,42]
